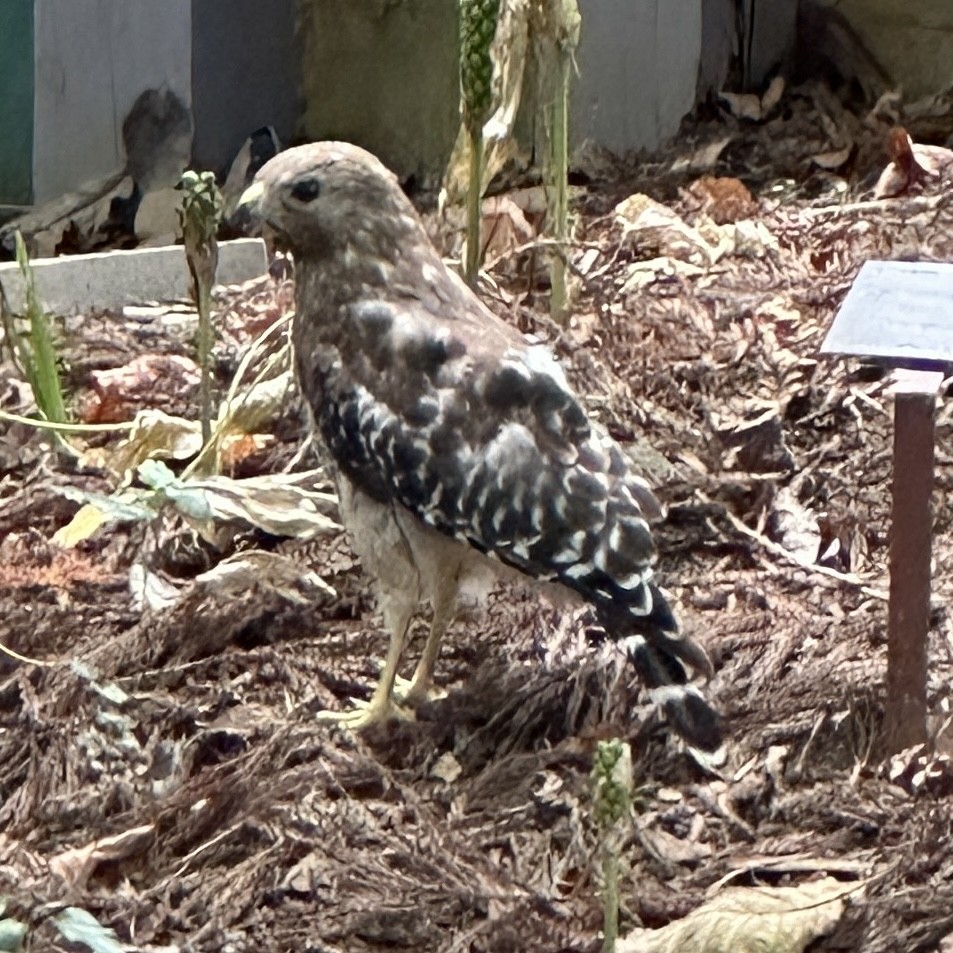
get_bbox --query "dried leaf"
[128,562,183,612]
[719,76,784,123]
[137,461,339,541]
[730,219,780,257]
[195,550,336,602]
[670,136,733,174]
[481,195,535,267]
[50,825,154,889]
[431,751,463,783]
[101,409,203,477]
[216,369,293,435]
[620,257,705,293]
[79,354,201,424]
[811,145,853,170]
[760,76,786,115]
[52,503,109,548]
[51,486,157,547]
[615,194,716,267]
[619,877,862,953]
[720,91,762,121]
[772,487,822,563]
[641,826,712,865]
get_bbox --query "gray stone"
[134,187,183,246]
[123,86,194,192]
[0,238,267,316]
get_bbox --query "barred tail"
[603,583,724,753]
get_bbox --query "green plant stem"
[197,284,213,445]
[465,125,484,286]
[13,231,67,423]
[601,845,619,953]
[548,50,570,321]
[182,310,293,479]
[0,409,135,432]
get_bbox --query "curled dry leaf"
[615,194,717,267]
[719,76,785,123]
[137,460,340,542]
[683,176,757,225]
[430,751,463,784]
[480,194,535,268]
[669,135,733,174]
[620,257,705,293]
[195,550,337,603]
[811,145,853,170]
[216,369,293,437]
[49,824,155,889]
[619,876,864,953]
[78,354,201,424]
[771,486,823,564]
[873,126,953,198]
[96,408,203,478]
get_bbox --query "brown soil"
[4,81,953,952]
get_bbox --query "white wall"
[32,0,192,203]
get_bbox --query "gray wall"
[572,0,705,155]
[296,0,731,182]
[32,0,191,202]
[832,0,953,98]
[298,0,461,186]
[190,0,300,176]
[0,1,33,205]
[16,0,809,209]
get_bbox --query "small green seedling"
[0,231,68,425]
[592,738,633,953]
[178,170,224,447]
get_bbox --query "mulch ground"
[3,79,953,952]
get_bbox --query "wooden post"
[884,379,938,754]
[820,262,953,754]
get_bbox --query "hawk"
[240,142,722,752]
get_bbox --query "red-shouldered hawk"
[240,142,722,752]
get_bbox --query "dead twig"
[697,491,887,601]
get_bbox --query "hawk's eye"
[290,178,321,203]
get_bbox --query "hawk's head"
[239,142,419,261]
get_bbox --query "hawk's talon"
[315,696,414,729]
[393,674,446,707]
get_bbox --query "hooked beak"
[238,179,265,211]
[228,180,266,236]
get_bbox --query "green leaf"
[53,907,126,953]
[14,230,67,424]
[53,485,158,524]
[136,458,178,491]
[0,918,27,952]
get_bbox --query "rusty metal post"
[884,384,937,754]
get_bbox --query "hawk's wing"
[302,281,680,639]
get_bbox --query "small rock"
[134,187,183,246]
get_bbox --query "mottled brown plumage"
[242,142,722,749]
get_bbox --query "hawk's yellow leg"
[393,574,458,706]
[316,601,415,728]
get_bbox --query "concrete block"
[0,237,267,316]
